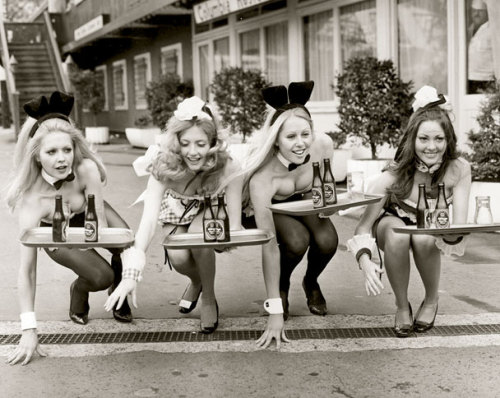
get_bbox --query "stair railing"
[42,10,70,92]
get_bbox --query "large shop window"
[265,21,289,85]
[134,53,152,110]
[339,0,376,64]
[240,29,261,70]
[95,65,108,111]
[214,37,230,73]
[303,10,334,101]
[397,0,448,93]
[466,0,498,94]
[112,60,128,110]
[161,44,182,79]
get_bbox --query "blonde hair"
[5,117,106,210]
[151,114,230,195]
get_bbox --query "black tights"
[273,213,338,292]
[42,201,129,313]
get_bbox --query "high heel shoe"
[179,284,202,314]
[200,302,219,334]
[280,290,290,321]
[302,278,327,316]
[108,284,133,323]
[393,303,413,338]
[69,281,89,325]
[414,300,438,333]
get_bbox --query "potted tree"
[125,73,193,148]
[466,83,500,222]
[334,57,413,180]
[69,68,109,144]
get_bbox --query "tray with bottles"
[20,227,135,249]
[393,223,500,235]
[269,192,385,216]
[162,229,274,250]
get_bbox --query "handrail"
[43,10,70,92]
[0,9,20,136]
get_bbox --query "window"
[161,43,183,78]
[133,53,152,110]
[240,29,260,70]
[466,0,496,94]
[112,60,128,110]
[340,0,376,64]
[303,10,334,101]
[199,44,210,100]
[95,65,108,111]
[397,0,448,93]
[214,37,230,73]
[265,21,289,85]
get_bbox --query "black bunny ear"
[49,91,74,117]
[23,95,50,119]
[288,81,314,105]
[262,85,288,110]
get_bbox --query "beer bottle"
[322,158,337,205]
[52,194,67,242]
[416,184,429,229]
[84,194,98,242]
[312,162,324,208]
[435,182,450,229]
[203,194,217,242]
[215,193,230,242]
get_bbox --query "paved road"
[1,128,500,397]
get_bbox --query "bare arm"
[78,159,108,228]
[223,160,243,230]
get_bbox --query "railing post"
[12,91,20,139]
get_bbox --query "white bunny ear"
[346,234,376,254]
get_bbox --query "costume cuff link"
[20,311,37,330]
[264,298,284,314]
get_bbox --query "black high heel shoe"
[109,255,133,323]
[179,284,202,314]
[280,290,290,321]
[200,302,219,334]
[393,304,413,338]
[69,281,89,325]
[414,300,438,333]
[302,278,327,316]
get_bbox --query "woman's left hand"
[104,279,138,312]
[256,314,289,349]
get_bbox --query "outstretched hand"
[104,279,138,312]
[256,314,289,349]
[6,329,46,366]
[359,257,385,296]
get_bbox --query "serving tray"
[269,192,384,216]
[20,227,135,249]
[163,229,274,250]
[393,223,500,235]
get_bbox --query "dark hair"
[386,106,458,198]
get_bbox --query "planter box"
[332,148,352,182]
[467,181,500,223]
[85,126,109,144]
[347,158,391,191]
[125,127,162,148]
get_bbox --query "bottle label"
[424,209,435,228]
[434,209,450,228]
[203,220,217,242]
[84,221,98,241]
[214,220,225,241]
[323,183,337,205]
[312,187,324,208]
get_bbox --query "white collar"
[41,168,73,187]
[276,152,292,168]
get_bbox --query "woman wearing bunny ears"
[243,81,338,348]
[105,96,243,334]
[347,86,471,337]
[5,91,132,366]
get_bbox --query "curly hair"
[5,117,106,210]
[151,115,230,195]
[386,106,458,199]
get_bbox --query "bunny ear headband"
[24,91,74,138]
[262,81,315,125]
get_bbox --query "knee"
[412,235,438,252]
[314,232,338,255]
[168,250,192,270]
[88,267,114,291]
[280,234,309,258]
[384,229,410,251]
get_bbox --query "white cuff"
[121,247,146,282]
[435,236,467,257]
[20,312,37,330]
[264,298,284,314]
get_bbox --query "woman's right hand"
[6,329,46,366]
[104,279,138,312]
[359,256,385,296]
[256,314,290,349]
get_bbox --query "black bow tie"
[53,172,75,190]
[288,154,311,171]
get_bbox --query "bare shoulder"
[224,156,242,175]
[249,165,274,196]
[18,193,47,228]
[76,158,99,178]
[315,131,333,146]
[367,171,396,195]
[448,157,471,178]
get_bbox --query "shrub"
[211,67,269,142]
[467,83,500,182]
[334,57,413,159]
[145,73,194,129]
[69,68,105,126]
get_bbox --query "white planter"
[85,126,109,144]
[467,181,500,223]
[332,148,352,182]
[125,127,162,149]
